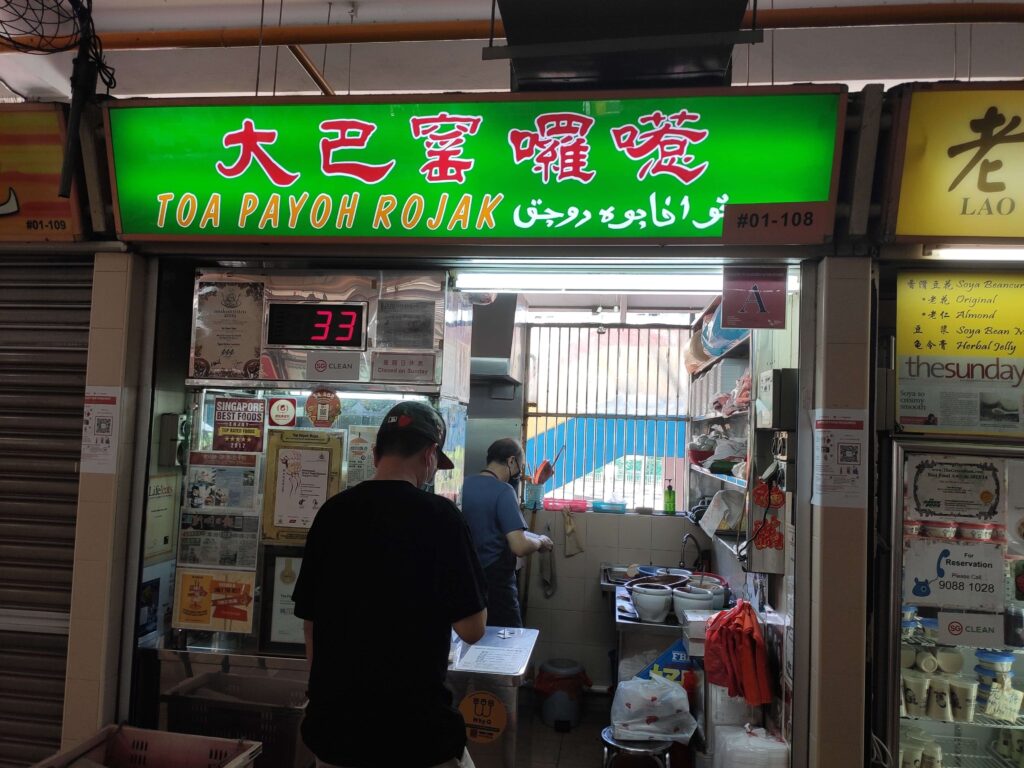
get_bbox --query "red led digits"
[335,311,358,342]
[311,310,333,341]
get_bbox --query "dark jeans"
[483,557,523,628]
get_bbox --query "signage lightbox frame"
[103,86,847,246]
[884,81,1024,244]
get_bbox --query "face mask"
[508,458,522,491]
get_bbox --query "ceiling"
[1,0,1023,101]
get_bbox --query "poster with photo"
[177,512,260,570]
[904,453,1005,522]
[172,568,256,633]
[192,281,264,379]
[212,397,266,452]
[186,452,258,514]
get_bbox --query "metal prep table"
[447,626,539,768]
[147,627,538,768]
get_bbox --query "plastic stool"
[600,726,672,767]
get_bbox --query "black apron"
[483,547,523,628]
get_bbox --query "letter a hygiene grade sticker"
[721,266,788,329]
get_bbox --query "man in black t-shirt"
[293,401,487,768]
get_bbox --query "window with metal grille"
[524,324,690,510]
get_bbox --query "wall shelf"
[690,410,750,424]
[691,336,750,377]
[690,462,748,490]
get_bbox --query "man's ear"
[372,445,381,467]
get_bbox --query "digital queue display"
[265,302,368,349]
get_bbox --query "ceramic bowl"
[625,574,689,593]
[688,573,729,608]
[632,584,672,623]
[672,586,715,622]
[656,567,694,580]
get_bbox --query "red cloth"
[703,600,774,706]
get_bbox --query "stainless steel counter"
[150,626,539,768]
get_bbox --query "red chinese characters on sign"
[508,112,597,184]
[409,112,482,183]
[610,109,709,184]
[319,119,396,183]
[216,119,300,187]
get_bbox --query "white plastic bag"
[611,673,698,743]
[699,488,746,537]
[713,725,789,768]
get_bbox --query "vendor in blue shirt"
[460,438,553,627]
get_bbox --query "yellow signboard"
[895,88,1024,239]
[0,104,81,241]
[897,271,1024,436]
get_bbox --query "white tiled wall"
[521,510,699,689]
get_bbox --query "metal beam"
[481,30,764,61]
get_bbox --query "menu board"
[897,272,1024,437]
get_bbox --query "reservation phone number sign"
[903,537,1004,612]
[105,89,844,243]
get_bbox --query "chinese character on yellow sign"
[459,691,507,744]
[895,89,1024,239]
[0,104,80,241]
[896,271,1024,437]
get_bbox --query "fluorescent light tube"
[930,247,1024,262]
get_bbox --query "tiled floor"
[515,691,611,768]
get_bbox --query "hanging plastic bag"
[683,332,711,374]
[611,672,698,744]
[701,306,748,358]
[699,488,746,537]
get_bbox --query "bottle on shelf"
[664,481,676,515]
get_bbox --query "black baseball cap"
[377,401,455,470]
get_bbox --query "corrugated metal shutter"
[0,256,92,766]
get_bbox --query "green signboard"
[106,88,844,243]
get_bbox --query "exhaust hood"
[470,293,525,383]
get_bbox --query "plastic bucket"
[534,658,591,732]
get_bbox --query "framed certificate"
[259,545,306,655]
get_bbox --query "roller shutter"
[0,255,92,766]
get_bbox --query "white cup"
[936,649,963,674]
[949,677,978,723]
[902,744,923,768]
[916,651,938,674]
[927,675,952,721]
[921,743,942,768]
[901,646,917,669]
[903,671,931,718]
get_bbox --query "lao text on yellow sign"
[893,86,1024,240]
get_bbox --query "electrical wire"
[870,732,893,767]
